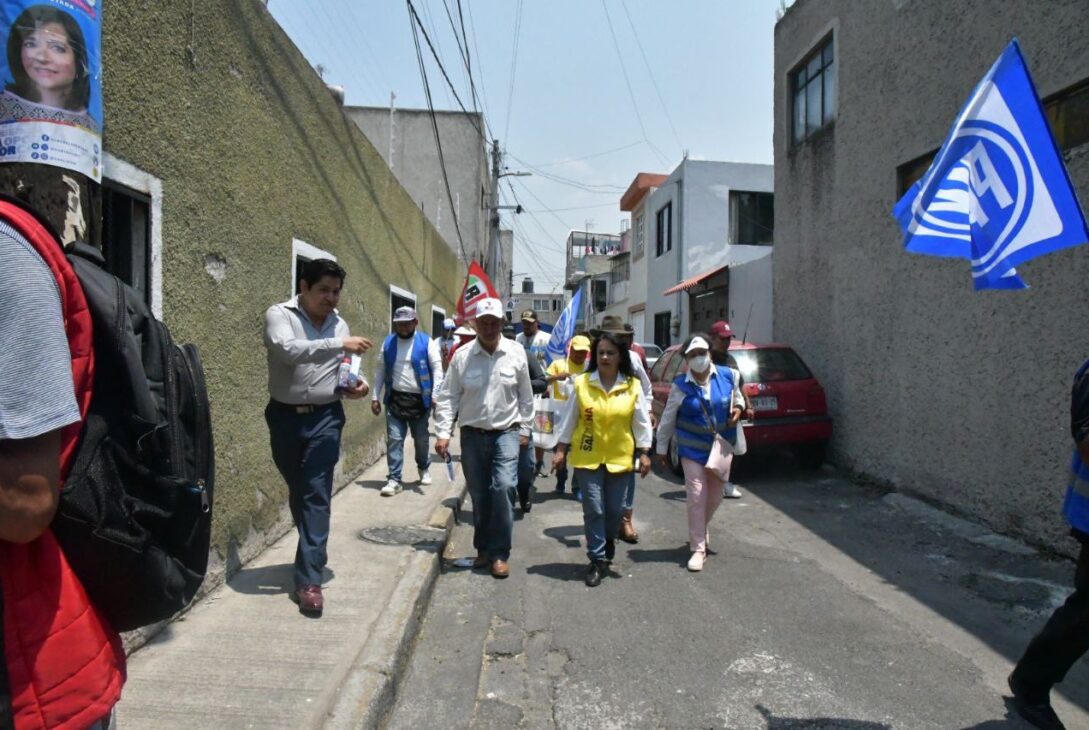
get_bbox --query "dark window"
[591,279,607,313]
[655,202,672,257]
[1045,78,1089,152]
[791,36,836,145]
[102,181,151,306]
[653,311,672,349]
[431,310,444,337]
[897,78,1089,197]
[730,191,774,245]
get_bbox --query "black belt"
[270,399,336,414]
[461,424,516,435]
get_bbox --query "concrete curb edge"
[321,480,466,729]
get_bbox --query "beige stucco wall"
[101,0,461,574]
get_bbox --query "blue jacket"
[673,366,738,463]
[1063,358,1089,536]
[383,332,435,409]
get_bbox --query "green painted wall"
[102,0,461,572]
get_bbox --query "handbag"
[695,384,737,479]
[531,395,559,450]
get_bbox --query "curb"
[322,478,466,729]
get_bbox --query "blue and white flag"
[893,39,1088,290]
[546,288,581,362]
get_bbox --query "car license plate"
[752,396,778,412]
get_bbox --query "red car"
[648,341,833,472]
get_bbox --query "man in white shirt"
[372,307,443,496]
[435,298,533,579]
[516,309,554,476]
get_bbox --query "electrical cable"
[619,0,684,156]
[599,0,671,167]
[407,0,468,265]
[502,0,524,145]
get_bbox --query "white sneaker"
[687,551,706,572]
[724,483,742,499]
[419,470,432,486]
[380,479,403,497]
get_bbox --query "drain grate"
[358,525,446,546]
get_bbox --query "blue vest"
[673,366,737,463]
[383,332,434,409]
[1063,358,1089,534]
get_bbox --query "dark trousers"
[1013,540,1089,695]
[265,400,345,589]
[510,442,535,507]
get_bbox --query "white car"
[640,343,663,370]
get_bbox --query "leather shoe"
[585,560,605,587]
[472,551,489,569]
[520,499,532,513]
[604,539,616,562]
[1008,672,1066,730]
[491,559,510,579]
[294,584,323,616]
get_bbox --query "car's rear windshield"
[729,348,812,383]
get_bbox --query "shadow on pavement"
[659,489,686,502]
[526,561,586,582]
[740,454,1089,716]
[757,703,892,729]
[228,563,336,595]
[542,525,583,548]
[627,544,690,567]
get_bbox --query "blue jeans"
[386,409,430,482]
[460,427,519,561]
[265,400,345,589]
[623,474,637,511]
[575,466,632,561]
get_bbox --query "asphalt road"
[385,456,1089,729]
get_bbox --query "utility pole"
[484,138,529,300]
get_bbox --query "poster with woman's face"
[0,0,101,180]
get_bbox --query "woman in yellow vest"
[545,335,591,496]
[553,332,653,587]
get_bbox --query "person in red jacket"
[0,207,125,729]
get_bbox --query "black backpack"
[49,240,216,632]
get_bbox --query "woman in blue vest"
[655,334,745,572]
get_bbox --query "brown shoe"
[619,509,639,543]
[491,559,510,579]
[472,551,489,569]
[294,584,323,615]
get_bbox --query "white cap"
[473,298,504,320]
[443,318,456,330]
[684,336,711,354]
[454,325,475,336]
[393,306,417,323]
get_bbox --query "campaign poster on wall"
[0,0,101,180]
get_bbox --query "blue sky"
[268,1,779,293]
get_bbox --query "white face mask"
[688,354,711,373]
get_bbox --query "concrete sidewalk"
[115,437,465,730]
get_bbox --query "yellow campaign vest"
[569,373,639,473]
[548,358,586,400]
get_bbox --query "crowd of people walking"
[262,261,752,605]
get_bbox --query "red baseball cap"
[709,321,733,338]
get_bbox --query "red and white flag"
[455,261,500,323]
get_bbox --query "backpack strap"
[0,199,93,478]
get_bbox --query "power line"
[502,0,524,144]
[507,153,627,194]
[405,0,488,144]
[506,179,570,250]
[619,0,684,156]
[464,0,493,125]
[599,0,670,167]
[525,140,643,169]
[407,0,468,265]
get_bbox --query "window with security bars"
[102,180,151,307]
[791,35,836,145]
